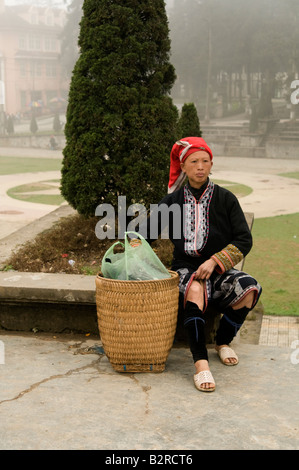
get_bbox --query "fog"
[5,0,66,6]
[1,0,298,124]
[167,0,299,122]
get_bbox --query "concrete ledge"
[0,272,95,304]
[0,301,98,334]
[0,270,263,346]
[225,145,266,158]
[0,271,98,333]
[0,202,96,333]
[0,133,66,150]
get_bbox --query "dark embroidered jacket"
[147,179,252,273]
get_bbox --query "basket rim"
[96,269,178,284]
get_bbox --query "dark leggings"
[184,301,250,363]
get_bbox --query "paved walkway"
[0,333,298,450]
[260,315,299,347]
[214,157,299,219]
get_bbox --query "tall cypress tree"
[61,0,178,217]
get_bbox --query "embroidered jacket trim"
[183,182,214,256]
[211,243,244,273]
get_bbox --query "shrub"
[30,115,38,134]
[177,102,202,138]
[61,0,178,217]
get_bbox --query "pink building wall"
[0,1,69,116]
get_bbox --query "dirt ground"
[4,213,174,275]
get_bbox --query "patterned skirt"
[175,266,262,313]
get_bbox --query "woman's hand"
[194,258,217,280]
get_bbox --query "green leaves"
[61,0,178,217]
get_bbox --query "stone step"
[223,145,266,158]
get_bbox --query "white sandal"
[217,346,239,366]
[194,370,216,392]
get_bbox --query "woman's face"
[180,150,213,188]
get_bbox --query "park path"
[0,170,61,239]
[1,148,299,239]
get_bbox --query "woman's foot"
[215,345,239,365]
[194,359,215,392]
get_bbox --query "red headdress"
[168,137,213,193]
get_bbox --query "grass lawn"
[0,156,62,175]
[279,171,299,180]
[245,213,299,316]
[212,179,253,198]
[7,180,64,206]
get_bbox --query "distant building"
[0,0,69,115]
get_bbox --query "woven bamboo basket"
[95,271,179,373]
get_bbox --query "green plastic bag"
[101,232,171,281]
[101,241,126,280]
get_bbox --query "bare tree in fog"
[168,0,299,120]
